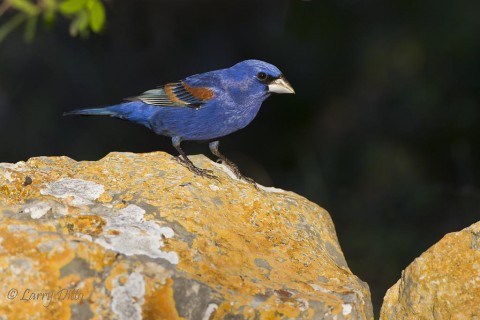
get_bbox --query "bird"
[64,59,295,182]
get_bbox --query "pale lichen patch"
[209,184,220,191]
[342,303,352,315]
[95,204,179,265]
[310,284,331,294]
[40,178,105,206]
[111,272,145,320]
[9,257,34,277]
[0,162,27,171]
[258,185,287,193]
[7,224,38,234]
[22,201,52,219]
[202,303,218,320]
[2,170,12,182]
[37,238,65,254]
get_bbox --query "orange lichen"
[104,262,128,292]
[143,278,183,320]
[59,215,106,237]
[0,220,90,320]
[76,242,116,272]
[381,221,480,319]
[89,286,113,320]
[213,302,236,319]
[97,192,112,203]
[107,229,120,236]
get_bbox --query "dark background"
[1,0,480,315]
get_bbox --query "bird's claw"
[218,159,257,187]
[174,156,188,166]
[240,175,257,186]
[175,156,219,180]
[191,166,219,180]
[234,171,258,187]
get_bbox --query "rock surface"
[381,221,480,319]
[0,152,372,319]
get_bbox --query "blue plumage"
[64,59,295,181]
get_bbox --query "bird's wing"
[125,81,215,109]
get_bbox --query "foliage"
[0,0,106,42]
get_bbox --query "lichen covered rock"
[381,221,480,320]
[0,152,372,319]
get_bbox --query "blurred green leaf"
[79,26,90,39]
[42,0,57,25]
[69,9,88,36]
[24,14,37,42]
[43,9,56,27]
[60,0,87,14]
[43,0,57,10]
[0,13,27,42]
[87,0,105,33]
[11,0,39,16]
[0,0,107,43]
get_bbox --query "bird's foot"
[239,174,258,187]
[176,156,219,180]
[217,159,257,186]
[190,166,219,180]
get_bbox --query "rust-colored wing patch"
[182,83,214,101]
[164,83,185,104]
[126,81,214,109]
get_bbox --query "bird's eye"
[256,72,268,81]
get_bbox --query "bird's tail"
[63,102,158,130]
[63,107,117,117]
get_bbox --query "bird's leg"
[172,137,218,180]
[209,141,256,185]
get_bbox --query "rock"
[381,221,480,319]
[0,152,373,319]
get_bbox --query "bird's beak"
[268,75,295,94]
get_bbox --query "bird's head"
[229,60,295,96]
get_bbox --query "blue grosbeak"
[64,60,295,181]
